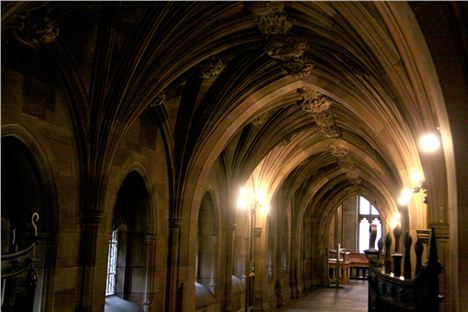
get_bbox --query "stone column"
[223,224,236,311]
[77,210,103,312]
[143,234,155,312]
[166,219,182,312]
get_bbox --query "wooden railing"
[365,224,442,312]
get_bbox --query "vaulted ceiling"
[2,1,448,229]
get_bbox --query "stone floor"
[104,295,143,312]
[277,280,368,312]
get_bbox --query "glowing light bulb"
[397,188,412,206]
[419,133,440,153]
[237,187,249,210]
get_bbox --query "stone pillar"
[166,219,182,312]
[223,224,236,311]
[142,234,155,312]
[77,210,103,312]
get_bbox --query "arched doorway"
[195,191,219,310]
[105,171,153,311]
[1,136,55,311]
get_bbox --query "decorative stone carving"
[264,36,307,61]
[281,55,314,78]
[317,124,340,138]
[295,88,341,138]
[345,170,361,184]
[329,144,348,158]
[296,87,332,114]
[10,13,59,49]
[250,1,293,35]
[311,109,341,138]
[199,56,224,80]
[312,110,334,127]
[251,112,269,126]
[150,93,166,108]
[263,34,314,78]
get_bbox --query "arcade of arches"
[1,2,467,312]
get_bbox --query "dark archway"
[105,171,152,311]
[1,136,55,311]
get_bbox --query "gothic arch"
[196,191,219,288]
[104,169,155,310]
[1,125,59,312]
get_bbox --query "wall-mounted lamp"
[418,132,440,153]
[237,184,269,311]
[397,180,427,206]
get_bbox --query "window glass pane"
[371,205,379,215]
[359,218,370,252]
[359,196,370,214]
[106,230,118,296]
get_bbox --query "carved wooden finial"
[415,238,424,275]
[404,232,413,279]
[393,224,402,253]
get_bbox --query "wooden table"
[328,258,351,285]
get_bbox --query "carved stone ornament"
[317,125,340,138]
[313,110,334,127]
[264,36,314,78]
[10,13,59,49]
[264,36,307,61]
[281,54,314,78]
[297,87,332,114]
[346,170,359,179]
[199,56,224,80]
[346,171,361,184]
[329,144,348,158]
[150,93,166,108]
[251,112,269,126]
[250,1,293,35]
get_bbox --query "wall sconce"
[397,180,427,206]
[237,183,269,311]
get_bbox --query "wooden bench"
[343,250,369,279]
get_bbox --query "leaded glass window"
[105,230,118,296]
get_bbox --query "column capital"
[81,210,103,225]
